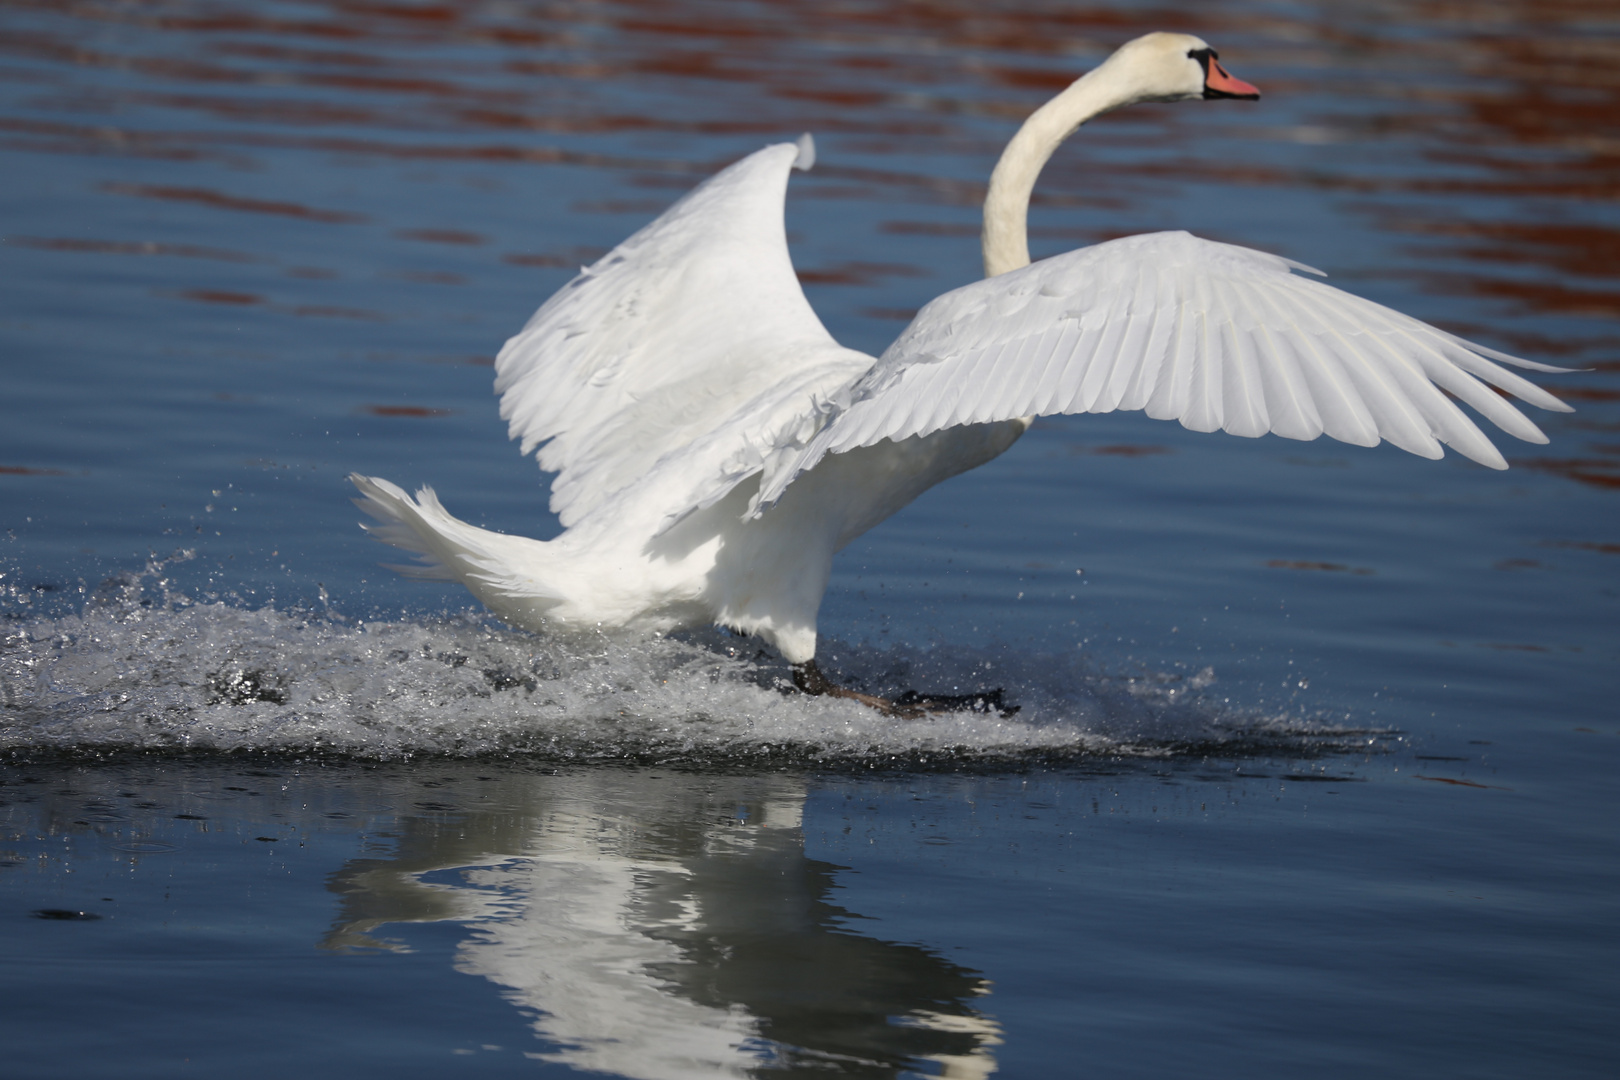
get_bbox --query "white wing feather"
[495,137,867,529]
[756,231,1570,509]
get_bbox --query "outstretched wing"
[495,136,868,528]
[757,230,1570,509]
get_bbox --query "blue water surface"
[2,1,1617,1076]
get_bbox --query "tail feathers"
[348,473,564,602]
[350,474,457,580]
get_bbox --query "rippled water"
[2,1,1617,1076]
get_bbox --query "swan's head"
[1093,32,1260,106]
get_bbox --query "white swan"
[351,32,1568,700]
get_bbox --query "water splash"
[1,558,1374,764]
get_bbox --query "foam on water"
[0,559,1370,763]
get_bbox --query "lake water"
[2,1,1617,1076]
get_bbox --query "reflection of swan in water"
[322,772,1002,1079]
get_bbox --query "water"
[2,1,1617,1075]
[5,759,1614,1078]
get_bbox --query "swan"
[351,32,1569,706]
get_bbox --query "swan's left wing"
[496,137,869,529]
[756,230,1570,509]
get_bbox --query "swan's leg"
[791,659,923,717]
[791,659,1019,719]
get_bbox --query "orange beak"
[1203,57,1260,100]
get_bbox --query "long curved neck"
[981,64,1135,278]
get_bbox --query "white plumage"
[352,32,1568,678]
[755,232,1567,508]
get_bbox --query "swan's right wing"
[756,231,1570,509]
[496,137,866,528]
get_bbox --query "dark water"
[6,758,1616,1078]
[1,1,1617,1076]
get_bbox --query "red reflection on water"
[1057,442,1175,458]
[1547,387,1620,402]
[502,252,573,268]
[1457,278,1620,320]
[1373,215,1620,318]
[797,262,927,286]
[1394,220,1620,281]
[4,0,1615,402]
[1441,328,1620,360]
[359,405,451,417]
[390,270,466,285]
[0,465,68,476]
[860,307,919,322]
[396,229,486,245]
[1265,560,1375,575]
[7,236,257,262]
[1090,444,1172,457]
[131,91,382,129]
[0,116,207,161]
[1513,458,1620,490]
[1543,540,1620,555]
[148,9,364,41]
[880,221,980,237]
[103,183,365,223]
[571,199,672,215]
[503,248,607,269]
[180,289,261,305]
[1333,3,1620,327]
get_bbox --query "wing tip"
[793,132,816,172]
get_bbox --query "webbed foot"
[791,659,1018,718]
[791,658,916,715]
